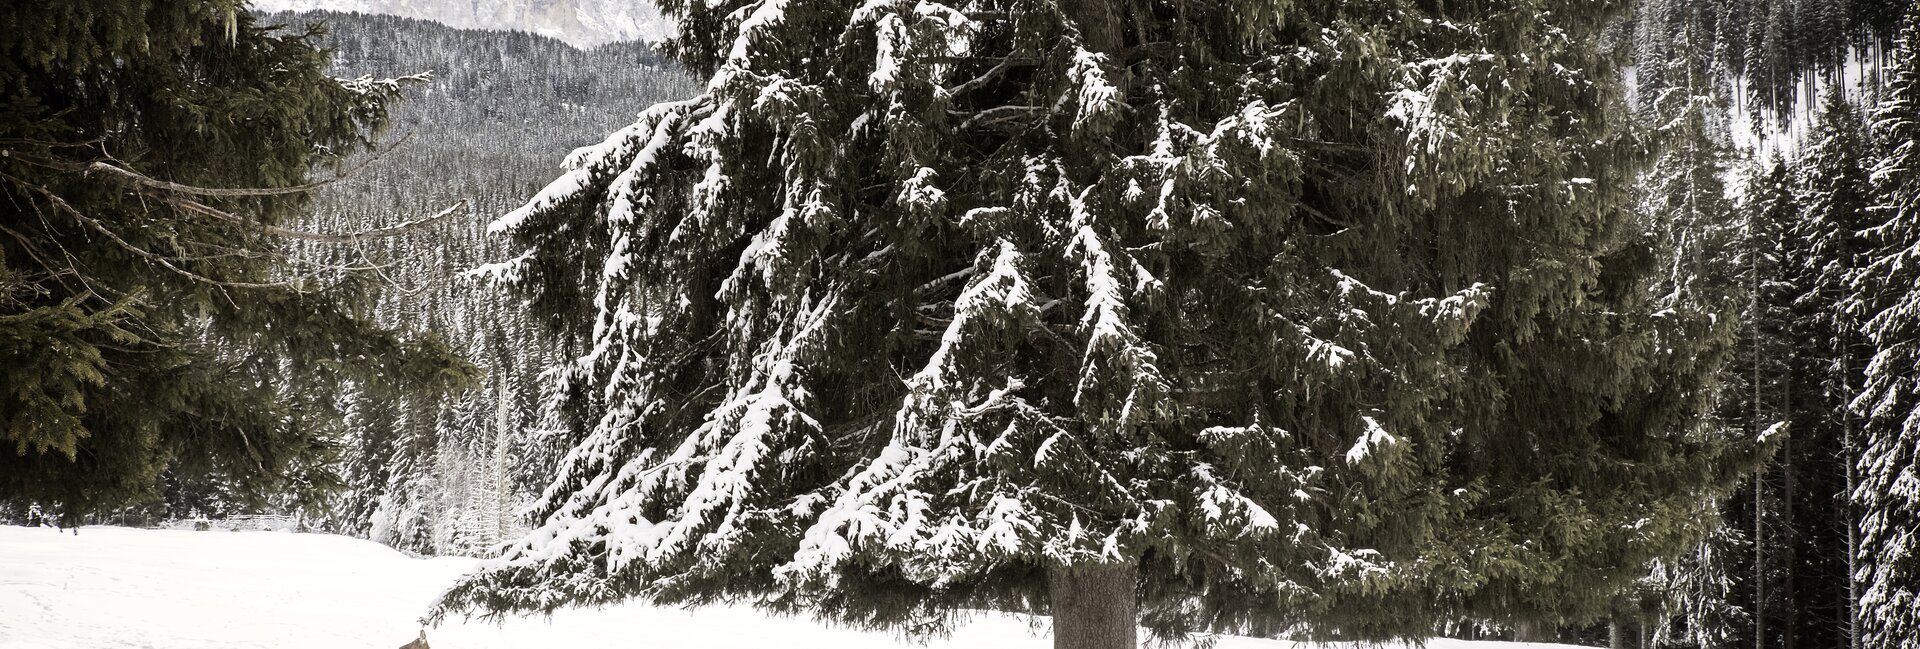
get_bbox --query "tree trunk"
[1049,563,1137,649]
[1610,616,1643,649]
[1784,429,1795,649]
[1750,180,1766,649]
[1755,470,1766,649]
[1514,620,1555,643]
[1060,0,1126,57]
[1843,389,1860,649]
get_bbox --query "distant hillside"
[264,10,687,161]
[250,0,671,47]
[227,11,698,556]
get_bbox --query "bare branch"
[0,170,293,290]
[85,159,313,196]
[2,132,413,198]
[0,136,108,150]
[323,199,470,241]
[956,104,1043,132]
[945,55,1021,97]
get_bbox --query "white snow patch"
[1345,415,1397,464]
[1,526,1593,649]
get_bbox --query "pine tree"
[1747,0,1808,124]
[1853,4,1920,648]
[333,386,396,536]
[0,0,476,523]
[436,1,1746,645]
[1638,1,1745,311]
[1705,89,1877,649]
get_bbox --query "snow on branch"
[779,242,1043,584]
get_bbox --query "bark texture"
[1514,620,1556,642]
[1049,563,1138,649]
[1061,0,1126,57]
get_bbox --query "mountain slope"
[228,10,696,556]
[249,0,672,46]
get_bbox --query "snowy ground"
[0,526,1582,649]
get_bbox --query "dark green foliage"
[0,292,139,458]
[0,0,474,524]
[1781,89,1872,649]
[435,0,1746,641]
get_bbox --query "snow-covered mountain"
[249,0,673,47]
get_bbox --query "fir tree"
[1638,1,1745,312]
[1852,4,1920,648]
[333,386,400,537]
[437,1,1746,646]
[1746,0,1809,124]
[1706,89,1878,649]
[0,0,475,523]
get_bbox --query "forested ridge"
[3,1,1917,648]
[269,10,698,555]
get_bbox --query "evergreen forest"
[2,1,1918,648]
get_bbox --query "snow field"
[1,526,1580,649]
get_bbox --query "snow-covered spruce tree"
[1636,1,1743,315]
[1628,4,1752,646]
[1854,5,1920,649]
[1776,86,1874,649]
[332,386,398,537]
[1720,156,1798,649]
[437,0,1744,644]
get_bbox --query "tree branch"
[955,105,1043,132]
[83,157,344,197]
[3,132,412,199]
[945,55,1022,97]
[0,170,293,290]
[166,194,470,243]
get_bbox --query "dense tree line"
[1624,2,1920,648]
[260,10,698,554]
[1634,0,1914,122]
